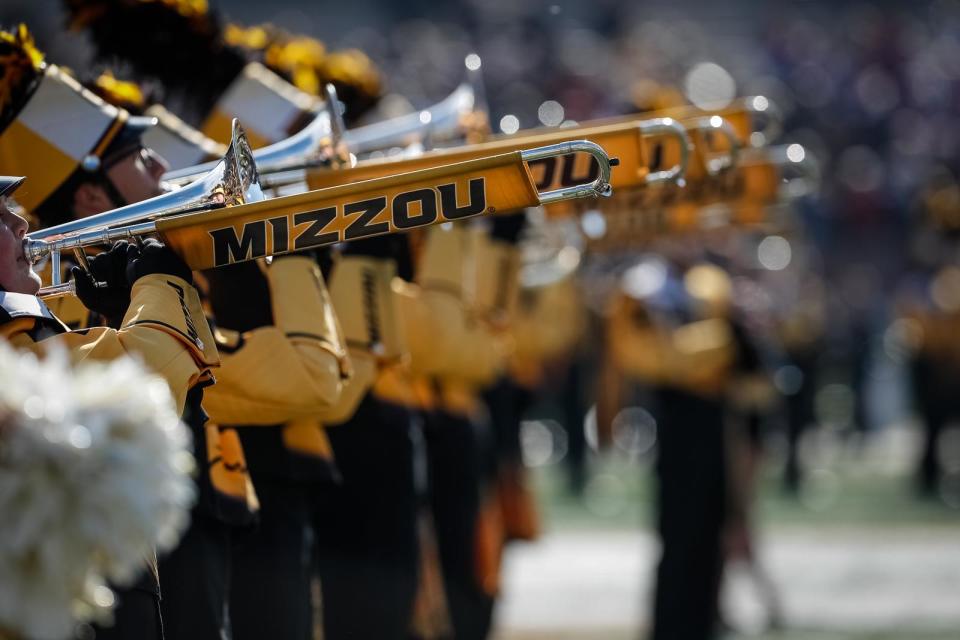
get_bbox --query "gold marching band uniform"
[0,1,818,638]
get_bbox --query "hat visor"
[0,176,26,198]
[102,115,159,167]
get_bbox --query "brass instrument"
[513,118,740,289]
[26,140,616,297]
[161,68,485,194]
[574,95,782,150]
[305,116,692,194]
[162,85,347,191]
[342,55,487,155]
[26,119,262,298]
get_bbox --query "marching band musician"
[469,215,589,634]
[62,8,445,637]
[0,25,223,639]
[0,24,242,638]
[202,251,351,640]
[0,23,356,639]
[0,174,218,640]
[606,253,768,640]
[79,54,358,640]
[400,222,511,640]
[490,218,588,534]
[62,6,402,636]
[898,172,960,498]
[313,234,424,640]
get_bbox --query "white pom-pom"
[0,342,195,639]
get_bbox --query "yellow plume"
[0,24,45,128]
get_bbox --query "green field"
[504,458,960,640]
[500,632,960,640]
[532,456,960,532]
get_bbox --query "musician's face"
[105,146,169,204]
[73,146,170,219]
[0,198,41,295]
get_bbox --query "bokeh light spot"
[499,114,520,134]
[758,235,792,271]
[538,100,565,126]
[685,62,736,109]
[786,143,806,163]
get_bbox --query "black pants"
[651,389,727,640]
[424,409,494,640]
[783,350,817,495]
[158,515,232,640]
[91,568,163,640]
[912,355,953,495]
[314,393,420,640]
[229,475,314,640]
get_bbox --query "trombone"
[26,138,617,298]
[343,81,479,155]
[161,58,489,194]
[162,84,348,191]
[342,55,488,155]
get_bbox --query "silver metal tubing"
[163,108,335,187]
[638,117,691,185]
[344,82,476,155]
[27,121,262,298]
[742,95,783,147]
[520,140,614,204]
[691,116,741,176]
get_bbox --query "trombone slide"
[29,141,614,296]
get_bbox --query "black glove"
[125,238,194,285]
[341,235,414,281]
[490,212,526,244]
[72,240,133,328]
[203,261,273,332]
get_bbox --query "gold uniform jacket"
[0,275,218,411]
[202,256,351,484]
[398,225,507,417]
[24,266,269,526]
[0,275,220,596]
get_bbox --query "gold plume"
[0,25,45,128]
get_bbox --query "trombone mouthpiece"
[23,238,48,265]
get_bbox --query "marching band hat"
[200,61,321,147]
[225,23,382,122]
[64,0,382,141]
[64,0,247,125]
[86,70,225,170]
[0,175,25,198]
[63,0,319,145]
[0,25,157,213]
